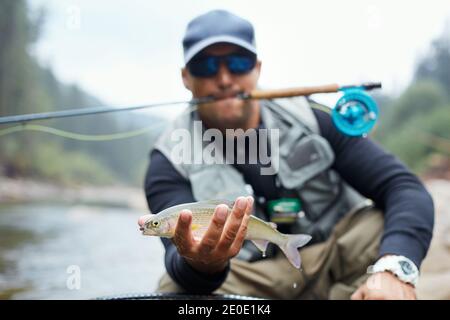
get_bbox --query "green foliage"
[375,81,448,142]
[378,112,439,173]
[415,29,450,97]
[373,28,450,175]
[30,142,116,185]
[0,1,165,186]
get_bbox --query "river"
[0,203,166,299]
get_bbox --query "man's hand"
[351,271,417,300]
[172,196,254,274]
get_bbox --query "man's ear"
[181,67,192,91]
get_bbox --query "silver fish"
[138,200,312,269]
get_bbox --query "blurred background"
[0,0,449,299]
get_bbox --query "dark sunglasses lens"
[227,55,256,74]
[188,57,219,77]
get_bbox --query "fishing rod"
[0,82,381,137]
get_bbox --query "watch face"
[399,260,414,275]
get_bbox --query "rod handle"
[249,84,340,99]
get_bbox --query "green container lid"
[267,198,302,214]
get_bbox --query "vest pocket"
[277,134,335,190]
[190,166,251,201]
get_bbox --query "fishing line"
[0,124,159,141]
[0,104,349,141]
[0,104,199,141]
[0,103,335,141]
[310,103,332,114]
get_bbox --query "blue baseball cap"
[182,10,257,65]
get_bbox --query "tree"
[373,26,450,175]
[415,26,450,98]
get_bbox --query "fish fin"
[278,234,312,269]
[251,239,269,254]
[269,222,277,230]
[201,199,235,208]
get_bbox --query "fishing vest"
[154,97,373,246]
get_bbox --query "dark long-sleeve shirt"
[144,107,434,293]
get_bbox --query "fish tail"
[278,234,312,269]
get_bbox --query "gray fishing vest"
[154,97,373,245]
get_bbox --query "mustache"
[208,90,246,100]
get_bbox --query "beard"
[197,98,256,132]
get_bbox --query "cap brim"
[184,35,257,65]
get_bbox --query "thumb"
[351,285,366,300]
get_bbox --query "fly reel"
[332,88,379,137]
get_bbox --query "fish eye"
[151,221,160,228]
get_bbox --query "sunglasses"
[187,53,257,78]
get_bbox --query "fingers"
[174,196,254,266]
[217,196,253,252]
[230,197,254,255]
[173,209,194,255]
[198,204,229,255]
[351,273,417,300]
[351,285,365,300]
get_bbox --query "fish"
[138,199,312,269]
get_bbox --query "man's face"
[182,43,261,131]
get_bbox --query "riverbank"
[0,177,148,211]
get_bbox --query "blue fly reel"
[332,88,379,137]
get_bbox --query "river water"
[0,203,166,299]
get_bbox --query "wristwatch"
[368,255,419,287]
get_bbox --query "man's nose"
[215,62,233,88]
